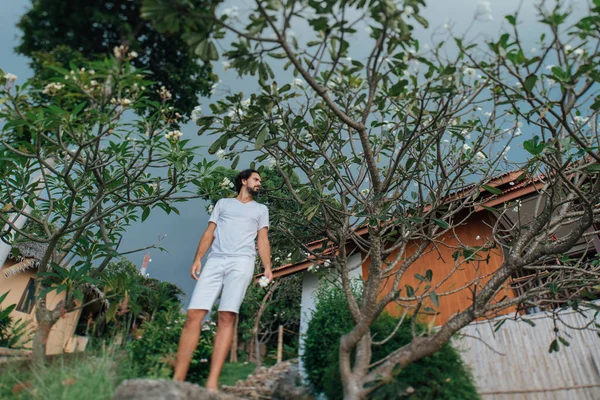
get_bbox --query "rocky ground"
[113,359,315,400]
[221,359,314,400]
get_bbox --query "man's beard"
[248,186,261,196]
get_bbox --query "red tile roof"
[258,168,544,280]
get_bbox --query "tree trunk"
[252,282,279,367]
[230,314,238,362]
[32,299,54,364]
[339,332,371,400]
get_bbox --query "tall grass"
[0,347,134,400]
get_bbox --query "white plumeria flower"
[128,51,138,59]
[462,143,472,151]
[513,199,522,212]
[509,181,515,186]
[564,44,573,53]
[530,48,537,54]
[207,204,214,214]
[546,78,556,88]
[513,127,522,136]
[476,235,481,240]
[267,157,277,167]
[119,98,132,107]
[474,1,493,21]
[215,149,226,160]
[545,65,554,70]
[474,151,486,161]
[361,188,370,196]
[158,86,172,101]
[291,78,304,88]
[573,48,585,57]
[323,260,331,267]
[573,115,589,125]
[345,56,352,63]
[200,358,208,362]
[4,73,17,83]
[483,111,492,117]
[240,98,251,108]
[43,82,65,96]
[210,80,221,95]
[463,67,476,77]
[258,276,270,288]
[443,23,450,31]
[222,6,239,18]
[222,61,231,71]
[219,177,234,189]
[165,130,183,142]
[403,6,414,16]
[191,105,202,122]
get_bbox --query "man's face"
[244,173,262,196]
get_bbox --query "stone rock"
[221,359,314,400]
[271,363,314,400]
[112,379,239,400]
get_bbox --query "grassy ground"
[219,361,257,387]
[0,348,134,400]
[0,350,257,400]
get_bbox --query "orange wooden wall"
[362,212,517,326]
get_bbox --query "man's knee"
[218,311,237,326]
[184,309,205,328]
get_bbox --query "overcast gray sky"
[1,0,587,306]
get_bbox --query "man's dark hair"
[235,169,259,193]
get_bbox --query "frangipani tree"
[0,49,214,362]
[143,0,600,397]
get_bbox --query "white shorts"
[188,256,255,313]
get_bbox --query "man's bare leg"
[205,311,237,391]
[173,309,208,381]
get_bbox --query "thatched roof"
[8,241,49,262]
[1,241,50,278]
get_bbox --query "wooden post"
[229,314,238,363]
[277,325,283,364]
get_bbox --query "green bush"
[126,305,215,384]
[0,291,32,348]
[303,282,479,400]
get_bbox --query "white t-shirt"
[208,198,269,259]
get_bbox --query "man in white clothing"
[173,169,273,390]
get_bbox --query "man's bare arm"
[257,227,273,280]
[190,222,216,280]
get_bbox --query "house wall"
[0,264,82,355]
[362,212,517,326]
[297,253,363,378]
[456,304,600,399]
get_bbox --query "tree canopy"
[16,0,217,117]
[143,0,600,398]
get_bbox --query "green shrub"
[303,282,479,400]
[0,291,32,348]
[126,305,215,384]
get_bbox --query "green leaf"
[433,218,449,229]
[523,74,538,92]
[523,135,545,155]
[255,126,268,149]
[405,285,415,297]
[429,291,439,308]
[481,185,502,195]
[141,207,150,222]
[549,338,560,353]
[425,269,433,282]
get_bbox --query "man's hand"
[190,261,202,280]
[264,266,273,282]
